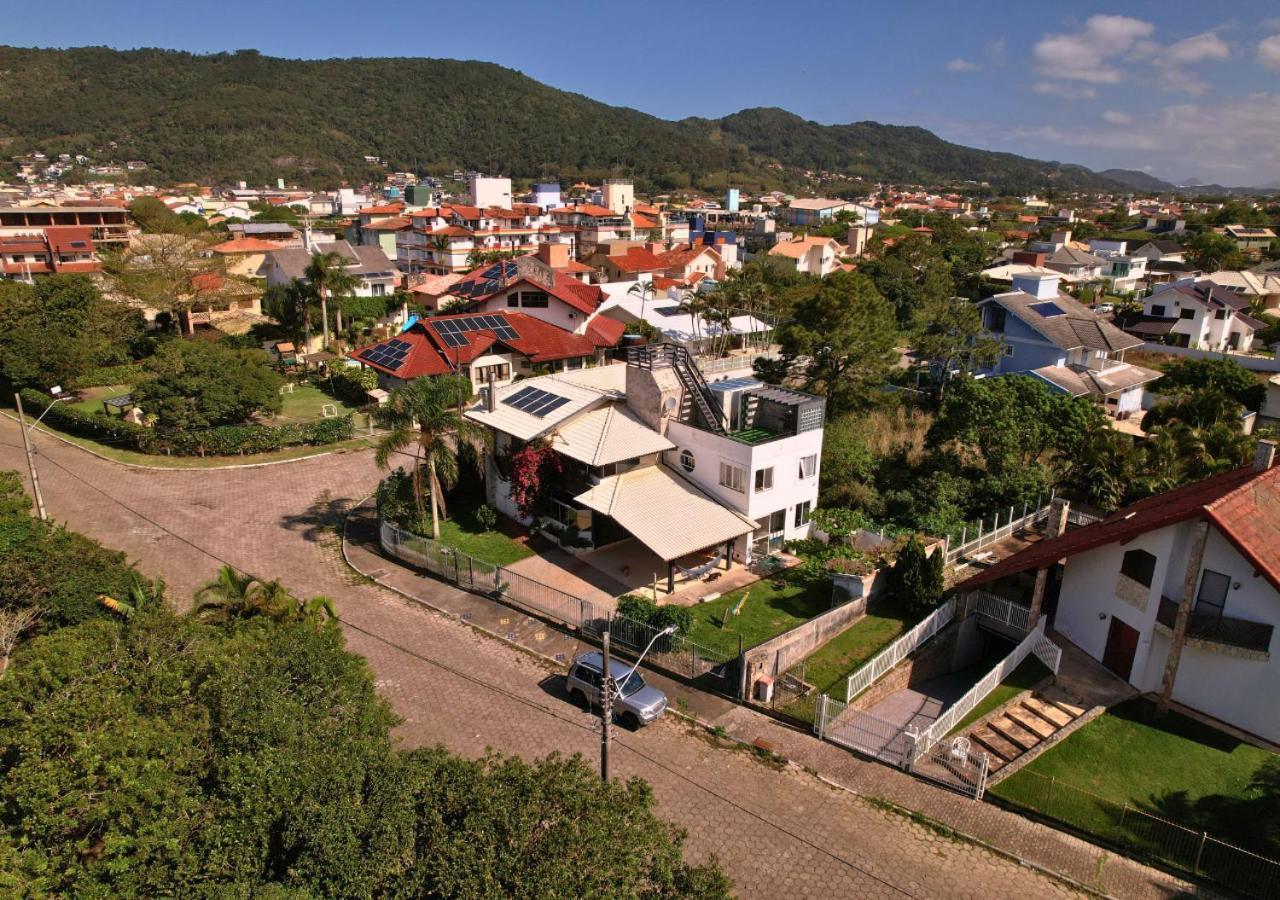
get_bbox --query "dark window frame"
[1120,548,1157,588]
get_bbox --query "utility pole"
[600,630,613,782]
[14,393,47,521]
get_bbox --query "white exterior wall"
[468,176,512,210]
[663,420,822,543]
[474,288,586,332]
[1054,520,1280,743]
[466,350,519,388]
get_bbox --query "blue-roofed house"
[977,273,1161,417]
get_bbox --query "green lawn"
[273,383,363,423]
[687,569,834,657]
[945,656,1052,736]
[992,698,1279,877]
[66,384,131,416]
[778,608,911,724]
[431,500,533,568]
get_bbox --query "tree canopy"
[131,340,284,429]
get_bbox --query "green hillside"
[0,46,1130,192]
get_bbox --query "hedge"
[18,389,355,457]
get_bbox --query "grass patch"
[992,698,1279,878]
[273,383,363,423]
[687,568,833,656]
[65,384,131,416]
[431,498,533,568]
[945,656,1051,736]
[778,608,911,724]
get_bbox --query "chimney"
[1011,272,1061,300]
[1046,497,1071,539]
[536,242,570,269]
[1011,250,1046,267]
[484,369,497,412]
[1255,439,1277,473]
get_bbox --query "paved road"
[0,419,1121,897]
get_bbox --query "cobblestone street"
[0,417,1198,898]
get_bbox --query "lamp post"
[14,390,70,522]
[600,624,676,782]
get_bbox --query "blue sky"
[5,0,1280,185]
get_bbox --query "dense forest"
[0,45,1137,192]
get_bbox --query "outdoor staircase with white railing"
[965,688,1087,773]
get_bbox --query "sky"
[4,0,1280,186]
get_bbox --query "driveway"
[0,417,1181,897]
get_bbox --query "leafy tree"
[0,275,144,389]
[775,271,898,414]
[1185,231,1245,272]
[374,375,482,538]
[131,339,284,429]
[104,232,245,335]
[860,236,955,326]
[910,294,1002,396]
[1157,357,1266,411]
[194,564,335,627]
[127,195,178,232]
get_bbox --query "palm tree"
[374,374,483,539]
[627,279,658,323]
[304,251,359,349]
[677,289,711,349]
[194,565,295,624]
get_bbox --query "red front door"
[1102,616,1140,681]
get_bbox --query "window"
[719,462,745,493]
[1195,569,1230,617]
[507,293,520,308]
[798,454,817,479]
[679,449,695,472]
[1004,344,1015,356]
[1150,304,1166,317]
[474,363,510,384]
[372,283,386,297]
[520,291,549,308]
[1214,309,1226,320]
[1120,549,1157,588]
[1180,309,1196,320]
[754,467,774,493]
[794,501,811,528]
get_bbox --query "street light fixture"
[13,390,72,521]
[600,624,677,782]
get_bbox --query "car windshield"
[616,670,645,698]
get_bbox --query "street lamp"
[13,390,71,521]
[600,624,677,782]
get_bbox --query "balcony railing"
[1156,596,1274,654]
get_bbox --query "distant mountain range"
[0,45,1269,195]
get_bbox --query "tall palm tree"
[627,279,657,323]
[304,251,359,348]
[374,374,483,539]
[678,288,711,348]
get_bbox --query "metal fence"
[965,590,1034,635]
[379,519,740,693]
[998,771,1280,898]
[944,496,1055,565]
[911,736,992,800]
[839,597,956,706]
[910,619,1061,758]
[816,696,917,767]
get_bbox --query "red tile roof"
[210,237,285,254]
[446,205,481,220]
[610,247,665,273]
[551,203,618,218]
[358,204,406,215]
[352,310,617,378]
[362,216,411,231]
[958,463,1280,593]
[585,314,626,347]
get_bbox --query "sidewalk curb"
[339,506,1112,900]
[2,409,375,472]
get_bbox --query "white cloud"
[1032,81,1097,100]
[1163,31,1230,64]
[1006,92,1280,184]
[1101,110,1133,125]
[1259,33,1280,70]
[947,58,980,73]
[1033,15,1155,83]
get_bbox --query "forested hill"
[0,46,1131,192]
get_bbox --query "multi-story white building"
[468,175,512,210]
[396,204,563,274]
[465,346,825,593]
[1129,278,1264,352]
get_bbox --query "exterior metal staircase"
[627,344,727,435]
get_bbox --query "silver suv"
[565,652,668,727]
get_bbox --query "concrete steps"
[957,689,1090,777]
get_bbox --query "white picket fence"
[908,619,1062,760]
[838,597,957,708]
[944,495,1055,565]
[966,590,1034,634]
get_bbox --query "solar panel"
[499,386,571,417]
[1029,301,1065,318]
[653,305,684,316]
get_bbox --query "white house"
[959,442,1280,744]
[464,347,825,592]
[1087,239,1149,294]
[262,239,397,298]
[766,235,845,277]
[1128,278,1265,352]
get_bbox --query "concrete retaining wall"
[743,594,868,690]
[850,622,961,710]
[1140,342,1280,372]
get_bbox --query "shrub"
[19,388,150,447]
[474,504,497,532]
[616,594,692,644]
[328,366,378,404]
[889,536,945,616]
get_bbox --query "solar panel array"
[433,314,521,348]
[361,338,411,370]
[1029,301,1066,318]
[501,385,572,418]
[452,260,521,299]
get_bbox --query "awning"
[574,465,755,561]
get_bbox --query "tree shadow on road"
[279,489,362,543]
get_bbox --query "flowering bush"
[508,445,562,520]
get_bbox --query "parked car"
[1095,303,1115,314]
[565,651,668,727]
